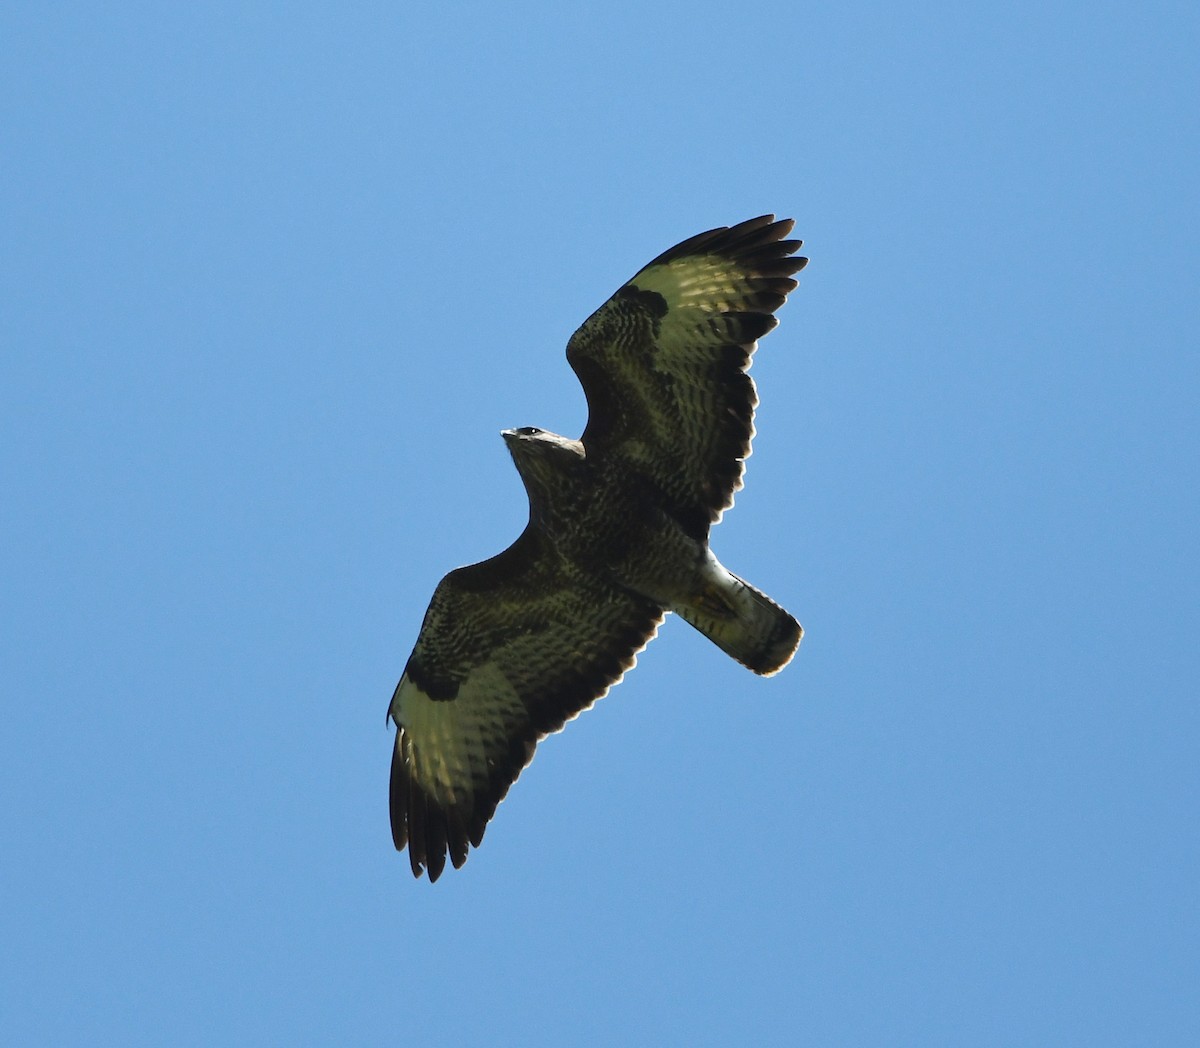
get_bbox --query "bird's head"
[501,427,585,508]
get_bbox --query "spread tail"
[673,561,802,675]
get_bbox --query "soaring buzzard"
[389,215,807,880]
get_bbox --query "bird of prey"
[389,215,807,880]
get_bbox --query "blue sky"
[2,2,1197,1044]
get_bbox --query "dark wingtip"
[424,806,448,882]
[390,727,493,882]
[389,741,409,852]
[646,215,806,277]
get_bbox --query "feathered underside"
[567,214,806,540]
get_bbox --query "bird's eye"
[517,427,542,436]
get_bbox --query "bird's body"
[500,426,799,672]
[389,216,808,879]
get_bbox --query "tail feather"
[673,567,802,675]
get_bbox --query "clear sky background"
[3,3,1197,1045]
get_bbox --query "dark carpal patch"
[617,283,669,323]
[403,653,460,702]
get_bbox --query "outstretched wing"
[388,529,664,881]
[566,215,806,541]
